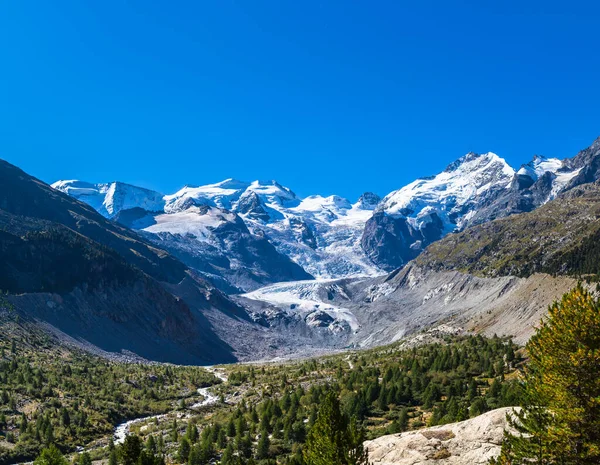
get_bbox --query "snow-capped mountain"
[464,139,600,231]
[515,155,582,201]
[361,152,516,270]
[130,203,312,292]
[360,140,600,271]
[246,191,382,278]
[51,180,165,218]
[380,152,515,233]
[162,179,382,278]
[53,136,600,287]
[51,180,312,292]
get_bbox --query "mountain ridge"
[53,136,600,285]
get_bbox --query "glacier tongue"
[242,279,360,333]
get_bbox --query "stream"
[113,367,228,444]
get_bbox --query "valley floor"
[0,315,522,465]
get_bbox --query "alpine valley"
[32,135,598,361]
[2,136,600,465]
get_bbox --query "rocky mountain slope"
[241,165,600,348]
[365,407,516,465]
[52,180,312,292]
[41,136,600,362]
[161,179,382,280]
[246,173,600,349]
[416,181,600,278]
[239,265,577,348]
[361,152,515,270]
[0,159,404,364]
[53,178,382,290]
[364,137,600,270]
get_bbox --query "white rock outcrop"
[365,407,517,465]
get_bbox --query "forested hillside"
[1,306,522,465]
[0,310,219,465]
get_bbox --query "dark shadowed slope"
[0,159,246,364]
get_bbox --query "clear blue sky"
[1,1,599,199]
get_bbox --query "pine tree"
[157,434,164,454]
[303,390,370,465]
[492,285,600,464]
[221,443,235,465]
[33,445,67,465]
[178,437,191,462]
[171,419,178,442]
[108,449,118,465]
[78,452,92,465]
[185,423,198,443]
[145,435,156,455]
[256,429,270,459]
[397,407,409,431]
[345,417,369,465]
[121,435,142,465]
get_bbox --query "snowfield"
[143,206,237,242]
[378,152,515,233]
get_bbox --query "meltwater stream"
[113,367,227,444]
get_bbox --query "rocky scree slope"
[239,264,577,348]
[0,159,395,363]
[236,143,600,347]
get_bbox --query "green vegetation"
[303,391,368,465]
[95,333,519,465]
[416,182,600,280]
[1,298,524,464]
[33,445,67,465]
[492,285,600,464]
[0,314,218,465]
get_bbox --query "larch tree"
[492,285,600,464]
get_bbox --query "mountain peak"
[356,192,381,210]
[443,151,505,173]
[248,180,297,201]
[215,178,250,189]
[52,180,165,217]
[517,155,563,181]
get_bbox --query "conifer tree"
[492,285,600,464]
[78,452,92,465]
[256,429,270,459]
[121,435,142,465]
[303,390,369,465]
[108,449,118,465]
[33,445,67,465]
[178,437,191,462]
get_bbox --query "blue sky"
[1,1,599,199]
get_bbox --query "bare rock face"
[364,407,517,465]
